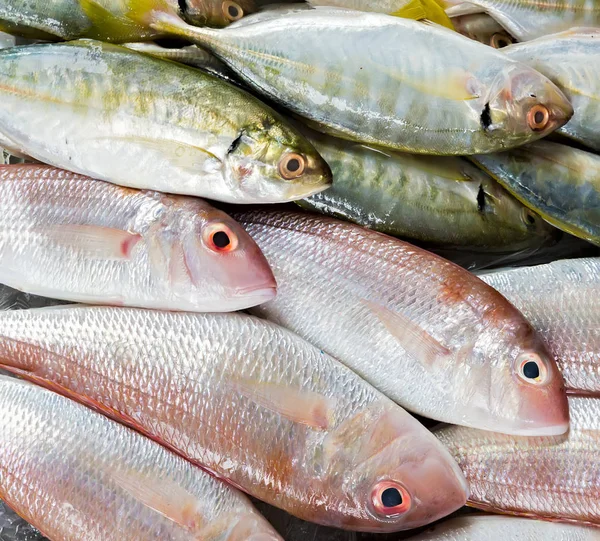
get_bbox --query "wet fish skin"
[443,0,600,41]
[0,306,468,533]
[161,8,573,155]
[299,131,555,250]
[0,501,45,541]
[408,515,599,540]
[234,210,569,436]
[0,376,282,541]
[471,141,600,245]
[0,164,276,311]
[503,29,600,151]
[435,396,600,525]
[0,40,331,203]
[450,13,514,47]
[478,258,600,396]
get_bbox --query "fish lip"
[508,420,570,437]
[289,181,332,201]
[233,286,277,303]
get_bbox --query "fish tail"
[149,11,220,49]
[390,0,456,29]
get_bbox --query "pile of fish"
[0,0,598,539]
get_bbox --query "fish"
[0,306,468,533]
[0,164,276,311]
[0,0,257,41]
[156,7,574,155]
[0,501,46,541]
[232,210,569,436]
[0,376,282,541]
[478,258,600,396]
[435,395,600,525]
[450,13,515,47]
[408,515,600,540]
[298,130,556,250]
[0,40,331,203]
[503,28,600,151]
[470,141,600,245]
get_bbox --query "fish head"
[321,404,467,532]
[224,118,332,203]
[483,62,573,149]
[179,0,258,27]
[156,199,276,310]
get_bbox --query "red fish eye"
[203,223,238,253]
[370,481,411,518]
[515,352,549,385]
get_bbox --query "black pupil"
[212,231,231,249]
[526,213,535,224]
[286,158,300,172]
[498,39,507,47]
[534,111,545,124]
[228,5,239,17]
[381,488,402,508]
[523,361,540,379]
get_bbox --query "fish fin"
[149,10,217,44]
[391,0,455,29]
[229,378,333,430]
[110,468,202,532]
[79,0,152,40]
[363,299,451,366]
[444,2,486,16]
[37,225,141,260]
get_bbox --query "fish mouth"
[508,420,570,437]
[233,285,277,304]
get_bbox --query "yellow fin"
[390,0,455,30]
[110,468,203,532]
[79,0,149,40]
[38,225,142,260]
[363,299,451,367]
[229,378,333,430]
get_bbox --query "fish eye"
[278,153,306,180]
[370,481,411,518]
[514,352,549,385]
[223,1,244,21]
[527,104,550,131]
[202,223,238,253]
[520,208,537,226]
[490,33,512,48]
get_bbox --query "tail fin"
[391,0,456,29]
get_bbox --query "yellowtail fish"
[0,40,331,203]
[435,396,600,526]
[471,141,600,245]
[503,28,600,151]
[234,210,569,436]
[0,164,276,311]
[451,13,515,47]
[0,307,468,532]
[0,376,282,541]
[155,8,573,155]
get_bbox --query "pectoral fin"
[391,0,455,30]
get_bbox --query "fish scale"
[0,306,468,532]
[0,376,281,541]
[435,396,600,525]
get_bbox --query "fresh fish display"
[471,141,600,245]
[299,131,556,250]
[0,0,256,41]
[442,0,600,41]
[0,164,275,310]
[450,13,514,47]
[435,396,600,525]
[408,515,600,540]
[0,501,45,541]
[234,210,569,435]
[503,29,600,151]
[478,258,600,395]
[161,8,574,155]
[0,306,468,532]
[0,40,331,203]
[0,376,282,541]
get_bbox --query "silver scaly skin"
[503,28,600,151]
[478,258,600,395]
[299,131,556,249]
[0,307,468,533]
[235,210,569,436]
[0,376,282,541]
[435,396,600,526]
[0,164,276,311]
[443,0,600,41]
[0,40,331,203]
[159,7,574,155]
